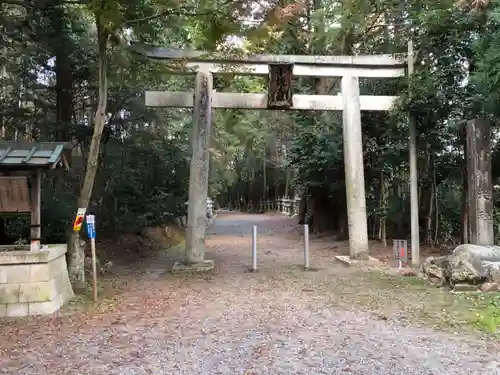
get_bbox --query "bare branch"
[125,0,235,25]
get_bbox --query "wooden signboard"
[0,176,31,213]
[268,63,294,109]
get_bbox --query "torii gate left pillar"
[175,71,215,272]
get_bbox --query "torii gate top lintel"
[135,41,408,111]
[130,42,407,72]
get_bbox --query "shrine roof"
[0,142,71,169]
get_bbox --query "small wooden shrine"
[0,142,70,251]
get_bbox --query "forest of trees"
[1,0,499,282]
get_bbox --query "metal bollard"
[252,225,257,271]
[304,224,310,270]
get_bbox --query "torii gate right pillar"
[342,76,369,259]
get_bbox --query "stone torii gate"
[133,43,419,271]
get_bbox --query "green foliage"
[94,128,190,233]
[472,295,500,333]
[6,0,500,251]
[290,119,343,188]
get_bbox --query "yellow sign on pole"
[72,208,86,231]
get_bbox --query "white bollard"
[304,224,310,270]
[252,225,257,271]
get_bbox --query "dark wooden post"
[466,119,494,245]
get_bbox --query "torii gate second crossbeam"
[132,43,419,271]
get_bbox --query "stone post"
[342,76,369,259]
[185,71,213,264]
[294,196,300,216]
[466,119,494,246]
[408,40,420,266]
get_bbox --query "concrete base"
[335,255,379,266]
[172,259,215,273]
[0,244,74,317]
[304,266,319,272]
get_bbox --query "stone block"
[54,269,74,301]
[55,272,67,295]
[481,282,500,292]
[60,275,75,303]
[61,289,73,305]
[6,303,29,317]
[0,250,46,265]
[29,263,51,282]
[29,298,60,315]
[335,255,380,266]
[453,283,479,292]
[5,265,30,283]
[335,255,354,265]
[0,244,74,317]
[0,283,20,303]
[53,273,63,295]
[19,280,57,303]
[0,268,6,284]
[49,255,67,276]
[30,255,67,282]
[0,244,67,265]
[172,259,215,273]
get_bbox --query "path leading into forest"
[1,212,500,375]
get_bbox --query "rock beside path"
[419,244,500,291]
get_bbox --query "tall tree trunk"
[337,187,349,240]
[66,20,108,290]
[55,41,73,141]
[379,170,387,246]
[420,149,433,245]
[46,1,74,141]
[262,151,267,202]
[396,181,404,236]
[433,161,439,244]
[249,167,254,209]
[284,167,291,198]
[424,182,434,246]
[0,65,5,139]
[459,125,469,244]
[298,187,307,224]
[270,136,278,203]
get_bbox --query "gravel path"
[0,212,499,375]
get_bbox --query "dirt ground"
[0,212,499,375]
